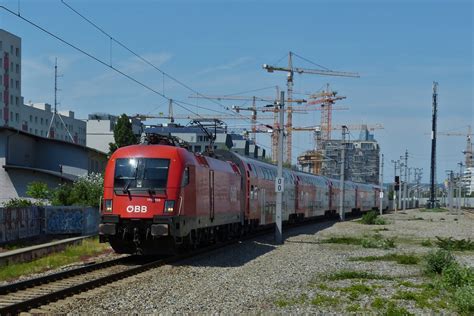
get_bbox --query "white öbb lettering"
[126,205,148,213]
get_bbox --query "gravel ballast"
[41,209,474,314]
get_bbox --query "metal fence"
[0,206,99,244]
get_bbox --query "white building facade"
[0,29,86,146]
[87,113,143,154]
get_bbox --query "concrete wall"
[0,206,99,244]
[0,127,107,202]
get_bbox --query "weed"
[0,238,110,281]
[326,270,394,281]
[361,211,387,225]
[351,253,419,265]
[421,239,433,247]
[310,294,339,306]
[397,281,424,288]
[375,227,390,232]
[435,236,474,251]
[362,236,396,249]
[454,285,474,314]
[371,297,386,309]
[341,283,374,299]
[424,249,456,275]
[385,301,414,316]
[421,208,447,212]
[346,303,361,312]
[441,263,474,288]
[274,294,308,307]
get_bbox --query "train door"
[209,169,215,220]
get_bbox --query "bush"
[361,210,386,225]
[49,173,103,207]
[442,264,473,288]
[361,211,378,224]
[424,249,456,275]
[2,198,34,208]
[435,236,474,251]
[454,285,474,314]
[26,181,50,200]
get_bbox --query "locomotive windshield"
[114,158,170,193]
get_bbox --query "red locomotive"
[99,135,383,254]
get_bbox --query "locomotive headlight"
[104,199,113,212]
[164,200,175,213]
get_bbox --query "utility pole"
[379,153,384,214]
[447,170,454,213]
[402,150,408,210]
[399,159,404,210]
[275,91,285,244]
[339,126,348,221]
[428,82,439,208]
[457,162,464,211]
[391,160,399,211]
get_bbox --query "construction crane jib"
[263,51,359,164]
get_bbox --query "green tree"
[51,173,104,207]
[109,114,137,155]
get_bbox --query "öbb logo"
[126,205,148,213]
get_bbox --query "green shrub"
[361,236,396,249]
[435,236,474,251]
[424,249,456,274]
[2,198,34,208]
[454,285,474,314]
[361,211,378,224]
[441,264,474,288]
[26,181,50,200]
[421,239,433,247]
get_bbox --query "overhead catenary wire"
[59,0,264,125]
[0,5,206,117]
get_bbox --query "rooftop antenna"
[46,58,74,142]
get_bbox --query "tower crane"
[189,92,305,158]
[263,51,359,163]
[438,126,473,168]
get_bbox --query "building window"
[10,78,13,87]
[10,62,13,71]
[15,80,19,89]
[40,130,43,136]
[0,60,2,68]
[15,96,18,105]
[15,64,19,74]
[40,117,43,125]
[0,41,2,50]
[35,129,37,135]
[10,111,13,120]
[46,119,48,125]
[10,95,12,104]
[15,113,19,122]
[35,116,38,123]
[29,128,32,133]
[29,115,32,122]
[10,45,13,54]
[15,47,19,57]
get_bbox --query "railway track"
[0,214,348,315]
[0,228,273,315]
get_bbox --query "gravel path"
[38,209,474,314]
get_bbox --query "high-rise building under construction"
[299,129,380,184]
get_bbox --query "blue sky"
[1,0,472,183]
